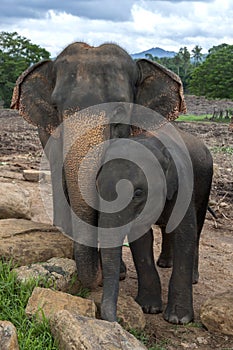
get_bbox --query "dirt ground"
[0,98,232,349]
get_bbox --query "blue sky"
[0,0,232,56]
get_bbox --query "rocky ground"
[0,95,232,349]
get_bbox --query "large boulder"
[200,291,233,335]
[0,321,19,350]
[23,169,51,182]
[90,291,146,331]
[14,257,79,293]
[0,182,31,219]
[50,310,147,350]
[0,219,73,265]
[25,287,96,321]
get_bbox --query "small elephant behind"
[96,124,213,324]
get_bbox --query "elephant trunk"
[62,112,108,289]
[98,211,127,321]
[74,242,101,289]
[100,246,122,322]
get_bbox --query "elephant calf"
[96,125,213,324]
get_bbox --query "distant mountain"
[131,47,177,60]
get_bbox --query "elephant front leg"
[100,246,122,322]
[164,208,196,324]
[129,229,162,314]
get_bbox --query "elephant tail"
[207,206,217,219]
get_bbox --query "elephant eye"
[133,189,143,199]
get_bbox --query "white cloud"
[0,0,233,56]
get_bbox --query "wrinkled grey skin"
[11,42,186,293]
[96,127,213,324]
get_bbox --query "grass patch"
[129,328,170,350]
[129,328,150,345]
[75,286,90,298]
[211,146,233,155]
[177,114,230,123]
[0,260,58,349]
[185,321,204,329]
[148,339,171,350]
[177,114,211,122]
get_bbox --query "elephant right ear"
[11,60,59,134]
[135,59,187,121]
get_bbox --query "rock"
[23,169,51,182]
[25,287,96,321]
[196,337,208,345]
[90,291,146,331]
[213,163,220,178]
[0,182,31,219]
[200,291,233,335]
[0,219,73,265]
[14,257,80,293]
[0,320,19,350]
[50,310,147,350]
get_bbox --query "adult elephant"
[11,42,186,291]
[96,126,213,324]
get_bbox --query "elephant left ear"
[135,59,187,120]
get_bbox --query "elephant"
[96,125,213,324]
[11,42,187,295]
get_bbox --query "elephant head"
[11,42,186,130]
[11,42,186,289]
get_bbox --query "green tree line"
[0,32,50,107]
[146,43,233,99]
[0,32,233,107]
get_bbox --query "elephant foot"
[136,294,162,314]
[164,303,194,324]
[157,254,173,268]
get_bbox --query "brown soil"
[0,98,232,349]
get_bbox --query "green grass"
[177,114,212,122]
[129,328,150,345]
[0,260,58,350]
[211,146,233,155]
[148,340,171,350]
[177,114,231,123]
[129,328,170,350]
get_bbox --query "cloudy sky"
[0,0,232,56]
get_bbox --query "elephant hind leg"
[120,258,127,280]
[157,226,173,268]
[129,229,162,314]
[192,206,209,284]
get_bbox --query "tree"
[145,53,158,61]
[0,32,50,107]
[174,47,192,92]
[207,43,229,56]
[191,45,203,66]
[189,44,233,99]
[173,51,183,76]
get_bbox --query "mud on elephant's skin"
[96,126,213,324]
[11,42,186,292]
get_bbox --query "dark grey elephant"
[11,42,186,292]
[96,125,213,324]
